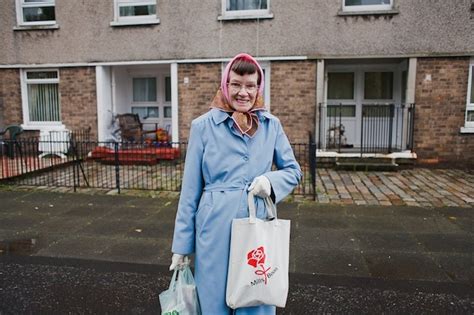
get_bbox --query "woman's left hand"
[248,176,271,198]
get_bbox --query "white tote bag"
[226,192,291,309]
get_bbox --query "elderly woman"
[170,53,301,314]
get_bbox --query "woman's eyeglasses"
[227,82,258,93]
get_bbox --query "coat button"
[243,156,249,161]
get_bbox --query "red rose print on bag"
[247,246,271,284]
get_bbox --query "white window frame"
[461,58,474,133]
[16,0,56,27]
[111,0,159,26]
[219,0,273,20]
[342,0,393,12]
[20,69,65,130]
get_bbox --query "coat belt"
[203,182,250,192]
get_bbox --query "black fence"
[0,137,317,199]
[318,103,416,154]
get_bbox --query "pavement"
[0,188,472,285]
[314,168,474,207]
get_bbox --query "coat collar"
[210,108,271,125]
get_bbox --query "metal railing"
[318,103,416,154]
[0,137,317,199]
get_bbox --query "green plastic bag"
[159,266,201,315]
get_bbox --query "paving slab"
[294,248,370,277]
[353,231,422,252]
[103,238,171,265]
[0,188,472,286]
[362,251,451,282]
[413,234,473,254]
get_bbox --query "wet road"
[0,256,472,314]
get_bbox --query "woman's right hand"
[169,253,189,270]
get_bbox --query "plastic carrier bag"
[159,265,201,315]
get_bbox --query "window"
[343,0,393,12]
[220,0,272,20]
[364,72,393,100]
[164,106,172,118]
[328,73,354,100]
[22,70,61,126]
[112,0,159,26]
[464,59,474,130]
[165,76,171,102]
[327,105,356,117]
[16,0,56,26]
[133,78,157,102]
[132,106,159,120]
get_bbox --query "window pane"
[327,105,356,117]
[23,6,55,22]
[364,72,393,99]
[164,106,172,118]
[467,111,474,122]
[120,5,156,16]
[27,71,57,80]
[28,83,60,121]
[133,78,156,102]
[345,0,390,6]
[470,67,474,104]
[165,76,171,102]
[328,73,354,100]
[362,105,393,117]
[131,107,147,120]
[401,70,407,103]
[227,0,267,11]
[25,0,54,3]
[147,107,159,118]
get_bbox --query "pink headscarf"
[220,53,265,106]
[209,53,266,137]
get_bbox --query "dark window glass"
[165,77,171,102]
[23,6,55,22]
[364,72,393,100]
[328,73,354,100]
[345,0,390,6]
[227,0,267,11]
[120,5,156,17]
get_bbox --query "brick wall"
[0,69,22,127]
[60,67,97,140]
[177,61,317,143]
[0,67,97,140]
[178,63,221,140]
[415,57,474,167]
[270,61,317,143]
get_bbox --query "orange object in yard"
[156,128,169,142]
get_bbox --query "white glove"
[248,175,271,198]
[169,254,190,271]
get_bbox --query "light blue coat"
[172,108,302,315]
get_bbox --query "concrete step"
[335,161,399,171]
[336,157,395,164]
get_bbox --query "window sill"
[218,13,273,21]
[110,19,160,27]
[337,9,399,16]
[460,127,474,134]
[22,123,66,131]
[13,24,59,31]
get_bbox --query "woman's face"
[227,70,259,112]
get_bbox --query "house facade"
[0,0,473,166]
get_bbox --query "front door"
[325,63,404,151]
[130,74,172,137]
